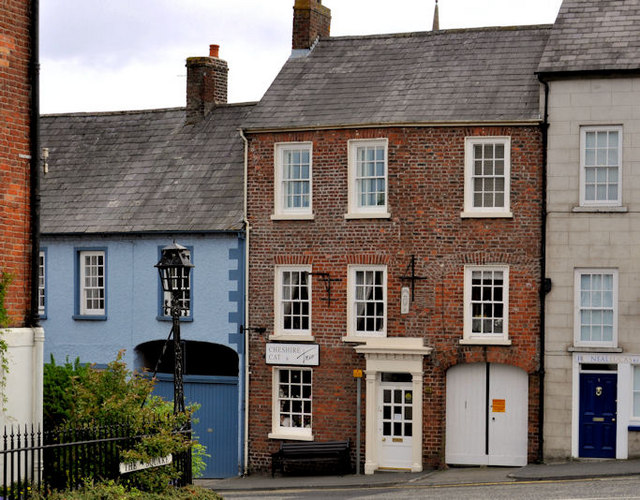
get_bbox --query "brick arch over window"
[135,340,238,377]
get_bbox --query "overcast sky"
[40,0,563,114]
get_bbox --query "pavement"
[195,458,640,494]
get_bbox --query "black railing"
[0,420,192,499]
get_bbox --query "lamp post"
[155,242,194,414]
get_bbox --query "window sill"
[459,337,511,346]
[572,206,628,213]
[460,211,513,219]
[271,213,315,221]
[268,432,313,441]
[73,314,107,321]
[568,345,622,353]
[269,334,315,342]
[342,335,385,343]
[344,212,391,220]
[156,316,194,322]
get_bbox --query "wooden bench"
[271,440,351,476]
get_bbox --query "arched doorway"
[135,341,240,478]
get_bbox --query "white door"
[445,362,486,464]
[487,363,528,466]
[445,363,528,466]
[378,382,413,469]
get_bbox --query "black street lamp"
[155,241,194,414]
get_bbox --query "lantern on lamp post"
[155,242,194,414]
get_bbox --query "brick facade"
[246,125,543,471]
[0,0,33,327]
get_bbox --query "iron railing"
[0,420,191,499]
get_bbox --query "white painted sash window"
[463,137,512,218]
[38,250,46,317]
[462,265,510,345]
[79,250,105,316]
[274,142,313,219]
[274,266,312,339]
[347,265,387,338]
[580,126,622,207]
[347,139,389,218]
[270,368,313,440]
[574,269,617,347]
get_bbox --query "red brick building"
[243,0,548,473]
[0,0,43,425]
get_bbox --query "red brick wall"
[0,0,32,327]
[246,125,543,471]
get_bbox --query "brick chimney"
[292,0,331,51]
[186,44,228,125]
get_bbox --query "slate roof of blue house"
[40,103,254,234]
[538,0,640,74]
[242,25,551,132]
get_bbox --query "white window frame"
[574,268,618,348]
[461,265,510,345]
[346,138,390,218]
[462,136,512,218]
[345,265,387,340]
[79,250,105,316]
[38,250,46,317]
[633,365,640,420]
[580,126,622,207]
[273,265,312,340]
[269,367,313,441]
[273,142,313,220]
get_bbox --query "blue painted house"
[39,46,253,478]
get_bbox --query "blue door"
[579,373,617,458]
[154,374,240,478]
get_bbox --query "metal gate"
[153,374,239,478]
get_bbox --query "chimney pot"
[209,44,219,58]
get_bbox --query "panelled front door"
[378,381,413,469]
[579,373,617,458]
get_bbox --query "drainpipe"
[29,0,40,329]
[537,75,550,464]
[239,127,251,476]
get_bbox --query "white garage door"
[445,362,528,466]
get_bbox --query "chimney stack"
[186,44,228,125]
[292,0,331,52]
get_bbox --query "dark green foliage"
[43,354,89,428]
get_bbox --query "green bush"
[43,354,89,428]
[28,479,223,499]
[43,351,206,493]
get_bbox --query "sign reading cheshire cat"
[265,343,320,366]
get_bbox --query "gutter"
[29,0,40,328]
[536,75,550,464]
[239,127,251,476]
[243,119,544,135]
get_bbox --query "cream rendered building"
[540,0,640,460]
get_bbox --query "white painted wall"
[545,76,640,459]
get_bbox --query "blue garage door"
[153,374,239,478]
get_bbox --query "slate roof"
[538,0,640,74]
[243,25,551,131]
[40,104,254,234]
